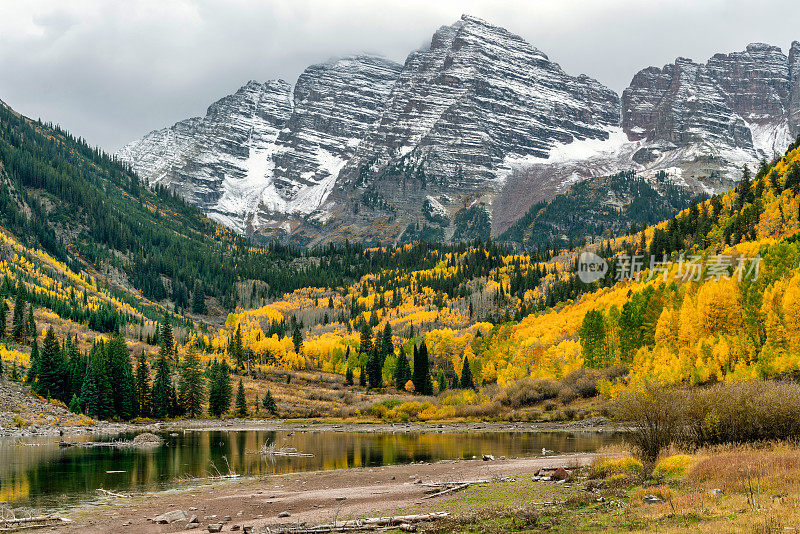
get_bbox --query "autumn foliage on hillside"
[204,138,800,402]
[3,126,800,421]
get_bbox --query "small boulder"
[152,510,188,524]
[482,454,495,461]
[185,523,199,530]
[710,488,723,497]
[550,467,571,481]
[643,495,662,504]
[207,524,223,533]
[277,511,291,518]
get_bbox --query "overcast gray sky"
[1,0,799,151]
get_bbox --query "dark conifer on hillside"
[359,322,373,355]
[367,347,382,389]
[292,325,303,355]
[0,299,7,338]
[381,323,393,363]
[235,379,248,416]
[179,347,205,418]
[135,353,151,418]
[262,389,278,416]
[412,342,432,395]
[151,355,174,419]
[394,348,411,390]
[208,359,232,417]
[359,365,367,387]
[11,286,25,342]
[107,334,136,420]
[192,281,207,314]
[36,326,65,399]
[159,319,176,369]
[81,341,114,419]
[437,369,448,393]
[460,355,475,390]
[26,337,39,384]
[26,305,35,339]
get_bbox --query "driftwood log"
[265,512,449,533]
[0,515,72,532]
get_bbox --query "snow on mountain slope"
[119,56,402,234]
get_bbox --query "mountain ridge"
[116,15,800,245]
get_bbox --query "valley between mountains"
[3,10,800,534]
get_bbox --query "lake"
[0,429,620,511]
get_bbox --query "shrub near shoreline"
[613,379,800,476]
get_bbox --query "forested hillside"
[3,92,800,423]
[190,135,800,419]
[500,170,702,248]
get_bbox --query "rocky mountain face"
[118,16,800,245]
[117,80,293,231]
[790,42,800,134]
[119,56,401,233]
[623,43,798,160]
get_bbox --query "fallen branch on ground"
[421,477,513,499]
[0,515,72,532]
[265,512,449,533]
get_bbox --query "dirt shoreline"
[0,417,615,439]
[61,453,598,533]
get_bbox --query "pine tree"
[68,394,81,414]
[36,327,64,399]
[26,305,36,340]
[65,336,84,400]
[292,325,303,354]
[381,323,393,361]
[262,389,278,416]
[107,334,136,419]
[367,347,382,389]
[179,347,205,418]
[394,348,411,390]
[135,353,151,418]
[460,355,475,390]
[235,379,248,417]
[151,355,174,419]
[159,319,176,369]
[412,342,432,395]
[192,280,207,314]
[358,365,367,387]
[437,369,448,393]
[230,325,244,368]
[359,323,373,355]
[81,341,114,419]
[26,337,39,384]
[580,309,607,369]
[0,299,8,338]
[208,359,232,417]
[11,286,26,342]
[345,366,354,386]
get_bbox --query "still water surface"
[0,429,620,510]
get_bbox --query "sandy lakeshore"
[60,453,597,533]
